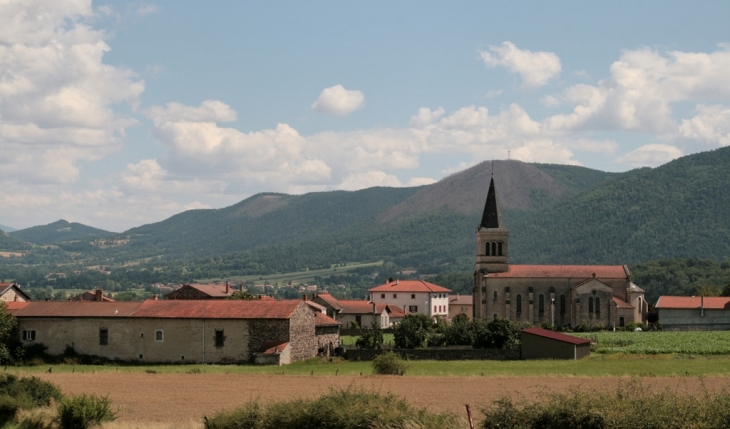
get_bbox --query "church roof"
[487,265,628,279]
[479,176,503,230]
[612,297,635,309]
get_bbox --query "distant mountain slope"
[0,229,30,251]
[509,146,730,264]
[11,220,114,244]
[0,224,16,233]
[378,160,616,223]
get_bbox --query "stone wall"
[315,326,339,357]
[247,319,290,360]
[345,347,520,361]
[288,302,317,362]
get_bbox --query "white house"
[368,279,451,320]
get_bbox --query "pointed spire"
[479,176,501,229]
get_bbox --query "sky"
[1,1,730,232]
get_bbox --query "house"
[449,294,473,320]
[337,300,390,329]
[521,327,591,360]
[0,282,30,302]
[165,283,236,300]
[368,279,451,320]
[13,299,323,364]
[311,293,341,318]
[655,296,730,330]
[473,175,648,327]
[70,289,114,302]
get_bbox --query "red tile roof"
[612,297,635,309]
[185,283,235,297]
[313,293,341,311]
[337,300,387,315]
[255,341,290,355]
[488,265,627,279]
[304,300,326,313]
[13,302,144,318]
[450,295,473,306]
[385,304,405,318]
[314,312,341,327]
[4,302,28,315]
[522,328,590,345]
[656,296,730,310]
[368,280,451,293]
[132,300,302,319]
[14,300,305,319]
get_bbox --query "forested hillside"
[0,230,29,251]
[11,220,113,244]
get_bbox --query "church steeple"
[479,176,502,230]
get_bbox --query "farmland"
[572,331,730,355]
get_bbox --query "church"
[473,175,647,328]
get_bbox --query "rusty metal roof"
[13,301,143,318]
[368,280,451,293]
[488,265,628,279]
[522,328,590,345]
[4,302,28,315]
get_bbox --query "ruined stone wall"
[315,326,339,356]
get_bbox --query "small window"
[215,330,225,347]
[493,291,498,301]
[485,242,491,256]
[155,330,163,341]
[99,328,108,346]
[22,330,35,341]
[560,295,566,315]
[393,294,397,299]
[498,241,503,256]
[381,294,385,299]
[411,294,415,299]
[595,297,601,313]
[408,305,418,312]
[538,295,545,313]
[181,355,185,360]
[619,317,625,327]
[433,305,437,313]
[491,242,497,256]
[139,354,143,359]
[588,297,594,313]
[516,294,522,313]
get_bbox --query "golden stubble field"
[34,372,730,425]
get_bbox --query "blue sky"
[1,1,729,232]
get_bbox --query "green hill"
[10,219,114,244]
[0,229,30,251]
[0,224,16,233]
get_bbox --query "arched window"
[491,242,497,256]
[485,242,490,256]
[538,295,544,313]
[560,295,566,315]
[516,295,522,313]
[595,297,600,313]
[498,241,503,256]
[588,297,594,313]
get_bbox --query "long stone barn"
[11,299,336,365]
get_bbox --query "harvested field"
[33,372,730,425]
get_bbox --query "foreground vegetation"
[573,331,730,355]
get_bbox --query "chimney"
[153,294,159,301]
[396,279,399,285]
[372,302,376,314]
[225,282,230,294]
[96,289,103,302]
[302,294,307,301]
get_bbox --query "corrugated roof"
[132,300,302,319]
[14,300,305,319]
[255,341,290,355]
[450,295,473,306]
[612,297,635,309]
[521,328,590,345]
[656,296,730,310]
[368,280,451,293]
[314,312,341,327]
[488,265,627,279]
[14,301,143,318]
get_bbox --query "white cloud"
[614,144,683,167]
[0,0,143,185]
[480,41,561,87]
[311,85,365,115]
[407,177,437,186]
[146,100,237,124]
[547,46,730,135]
[678,104,730,147]
[137,3,159,16]
[337,171,403,190]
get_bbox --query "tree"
[444,313,473,346]
[355,320,384,349]
[0,302,18,363]
[473,318,520,349]
[721,281,730,297]
[393,314,432,349]
[228,291,258,300]
[695,284,720,297]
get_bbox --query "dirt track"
[32,373,730,424]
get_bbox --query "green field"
[340,334,395,347]
[10,354,730,377]
[200,261,383,285]
[572,331,730,355]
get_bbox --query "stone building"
[13,299,322,364]
[311,293,405,328]
[165,283,236,300]
[473,175,647,327]
[0,282,30,302]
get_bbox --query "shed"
[521,328,590,360]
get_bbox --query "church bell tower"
[474,171,509,319]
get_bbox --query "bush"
[204,388,460,429]
[0,374,63,409]
[393,314,432,349]
[0,394,21,425]
[372,352,408,376]
[355,321,384,349]
[56,394,116,429]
